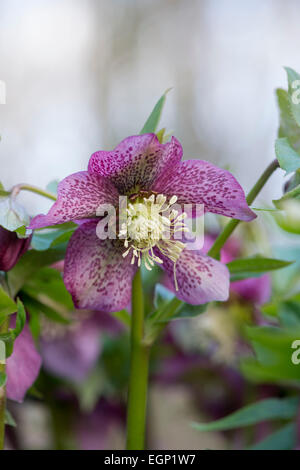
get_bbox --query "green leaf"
[191,397,299,432]
[227,256,293,281]
[46,180,59,195]
[0,299,26,357]
[0,286,17,319]
[249,422,296,450]
[22,267,74,312]
[22,294,70,325]
[153,285,207,321]
[276,88,300,149]
[7,247,66,297]
[140,89,171,134]
[111,309,131,328]
[13,299,26,339]
[31,224,76,251]
[274,199,300,234]
[273,183,300,208]
[0,193,30,232]
[285,67,300,127]
[275,137,300,174]
[241,325,300,383]
[5,409,16,427]
[0,372,7,387]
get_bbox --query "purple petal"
[156,246,230,304]
[231,274,271,305]
[152,160,256,221]
[6,324,42,403]
[29,172,119,229]
[40,315,101,382]
[64,221,137,312]
[0,227,31,271]
[77,399,125,450]
[88,134,182,195]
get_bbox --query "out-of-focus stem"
[126,269,149,450]
[12,184,57,201]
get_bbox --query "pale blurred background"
[0,0,299,216]
[1,0,300,449]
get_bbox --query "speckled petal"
[6,323,42,403]
[152,160,256,221]
[156,246,230,304]
[64,221,137,312]
[29,171,119,229]
[88,134,183,195]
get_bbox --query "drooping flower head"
[0,226,31,271]
[29,134,255,312]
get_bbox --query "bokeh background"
[1,0,300,450]
[1,0,300,215]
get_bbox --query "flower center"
[119,194,189,289]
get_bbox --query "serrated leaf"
[192,397,299,432]
[140,89,171,134]
[227,256,292,281]
[275,137,300,174]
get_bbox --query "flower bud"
[0,226,31,271]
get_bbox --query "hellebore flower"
[29,134,255,311]
[0,226,31,271]
[6,319,42,403]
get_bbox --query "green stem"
[208,159,279,259]
[126,269,150,450]
[0,317,9,450]
[12,184,57,201]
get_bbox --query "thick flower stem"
[12,184,57,201]
[208,159,280,259]
[0,317,9,451]
[126,269,150,450]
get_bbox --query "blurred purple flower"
[29,134,255,311]
[204,234,271,305]
[6,319,42,403]
[231,275,271,305]
[40,312,121,383]
[76,399,125,450]
[0,226,31,271]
